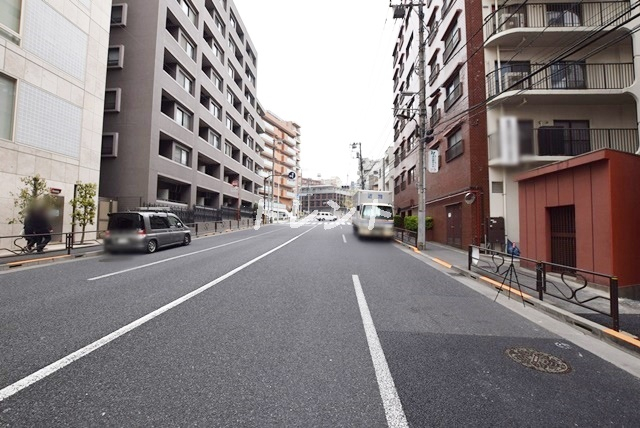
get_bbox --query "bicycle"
[13,237,36,255]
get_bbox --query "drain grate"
[505,347,572,374]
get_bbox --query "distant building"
[0,0,112,245]
[299,185,352,214]
[260,111,301,213]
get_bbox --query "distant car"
[104,211,191,254]
[316,212,337,222]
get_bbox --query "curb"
[394,239,640,357]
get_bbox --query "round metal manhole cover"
[505,347,572,374]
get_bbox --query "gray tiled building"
[100,0,264,214]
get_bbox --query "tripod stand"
[494,251,526,307]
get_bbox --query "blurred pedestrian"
[31,207,52,253]
[23,208,36,252]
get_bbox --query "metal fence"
[394,228,417,247]
[468,245,619,331]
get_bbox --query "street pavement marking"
[342,234,347,244]
[88,229,281,281]
[0,226,317,403]
[352,275,409,428]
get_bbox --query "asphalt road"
[1,224,639,427]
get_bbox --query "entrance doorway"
[446,203,462,248]
[549,205,576,270]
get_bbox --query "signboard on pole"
[427,150,439,173]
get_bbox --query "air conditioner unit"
[501,13,526,30]
[503,71,528,91]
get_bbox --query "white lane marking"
[342,234,347,244]
[88,229,281,281]
[352,275,409,428]
[0,227,317,403]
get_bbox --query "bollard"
[536,262,544,301]
[610,276,620,331]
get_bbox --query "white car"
[316,212,337,222]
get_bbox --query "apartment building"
[299,185,352,214]
[482,0,640,247]
[100,0,264,217]
[363,148,394,192]
[0,0,112,245]
[260,111,301,213]
[392,1,488,248]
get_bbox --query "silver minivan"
[104,211,191,254]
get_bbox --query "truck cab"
[352,190,394,239]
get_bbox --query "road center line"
[88,229,281,281]
[0,226,316,403]
[351,275,409,428]
[342,234,347,244]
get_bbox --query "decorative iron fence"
[468,245,619,331]
[394,228,417,247]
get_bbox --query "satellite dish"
[464,192,476,205]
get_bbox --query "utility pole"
[417,1,427,251]
[352,142,365,190]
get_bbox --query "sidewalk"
[416,241,640,338]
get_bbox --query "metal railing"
[487,62,634,97]
[484,1,632,40]
[394,227,417,247]
[445,141,464,162]
[429,64,440,86]
[488,128,639,160]
[443,28,460,63]
[430,108,441,128]
[468,245,620,331]
[444,84,462,111]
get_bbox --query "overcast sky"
[233,0,398,185]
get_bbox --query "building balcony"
[484,1,632,47]
[282,145,296,156]
[486,62,634,104]
[264,122,275,135]
[283,157,296,168]
[261,133,275,146]
[430,108,441,128]
[488,127,639,166]
[262,147,273,157]
[283,135,296,147]
[263,159,273,169]
[284,191,296,199]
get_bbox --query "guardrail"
[468,245,619,331]
[394,228,417,248]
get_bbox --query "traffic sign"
[287,171,296,180]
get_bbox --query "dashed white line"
[342,234,347,244]
[0,227,317,403]
[352,275,409,428]
[88,229,280,281]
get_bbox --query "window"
[408,167,415,184]
[1,0,21,35]
[226,116,233,131]
[208,130,221,149]
[444,73,462,111]
[446,128,464,162]
[228,38,237,55]
[104,89,121,112]
[178,30,195,60]
[226,89,235,105]
[230,13,237,29]
[213,71,223,91]
[101,133,118,157]
[491,181,504,194]
[107,46,124,68]
[177,0,197,26]
[246,69,256,86]
[213,41,223,62]
[176,68,193,94]
[215,15,225,35]
[167,215,183,227]
[0,74,16,141]
[224,142,232,157]
[443,26,461,63]
[110,4,127,26]
[208,99,221,119]
[150,216,170,230]
[173,144,190,166]
[228,64,236,79]
[175,106,192,130]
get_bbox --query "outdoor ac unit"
[503,71,528,91]
[501,13,526,30]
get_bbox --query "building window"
[228,64,236,79]
[443,25,461,63]
[208,99,221,119]
[175,106,192,130]
[246,69,256,86]
[408,167,415,184]
[0,73,16,141]
[492,181,504,194]
[208,129,221,149]
[1,0,21,36]
[101,133,119,157]
[229,13,237,29]
[213,41,223,62]
[107,46,124,68]
[177,0,197,26]
[444,73,462,111]
[178,30,196,60]
[224,142,232,157]
[226,116,233,131]
[445,128,464,162]
[228,38,237,55]
[176,67,193,95]
[226,89,235,105]
[104,89,121,112]
[173,144,190,166]
[215,15,225,35]
[111,4,127,26]
[213,71,223,91]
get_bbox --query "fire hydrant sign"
[428,150,439,173]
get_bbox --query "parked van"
[104,211,191,254]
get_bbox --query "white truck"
[352,190,394,239]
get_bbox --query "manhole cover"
[505,347,571,374]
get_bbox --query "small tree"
[70,182,97,244]
[9,175,55,225]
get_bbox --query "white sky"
[233,0,398,185]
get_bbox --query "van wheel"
[146,239,158,254]
[182,234,191,246]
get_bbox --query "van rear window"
[108,213,143,231]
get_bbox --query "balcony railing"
[394,185,401,195]
[445,141,464,162]
[444,84,463,111]
[430,108,441,128]
[487,62,634,98]
[401,182,407,191]
[485,2,632,40]
[443,29,461,63]
[428,64,440,85]
[488,128,639,161]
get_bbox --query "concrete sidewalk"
[416,241,640,338]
